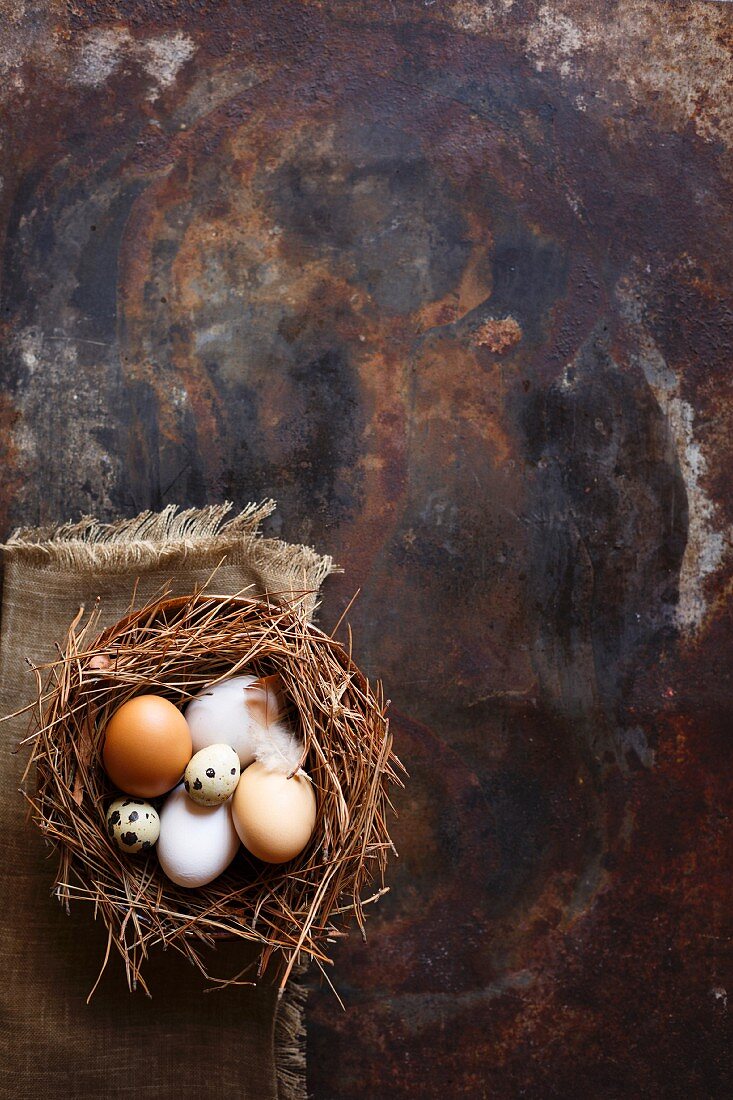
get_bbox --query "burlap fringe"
[0,501,274,571]
[274,964,309,1100]
[0,502,339,592]
[251,533,340,597]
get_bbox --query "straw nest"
[21,590,403,997]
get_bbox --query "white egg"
[156,784,239,888]
[184,674,259,766]
[106,797,160,854]
[184,743,240,806]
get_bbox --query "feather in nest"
[245,675,304,774]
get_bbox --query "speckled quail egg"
[184,743,241,806]
[106,797,160,854]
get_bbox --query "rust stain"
[0,391,22,537]
[471,316,522,354]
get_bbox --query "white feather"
[253,717,303,774]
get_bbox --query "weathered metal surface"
[1,2,731,1096]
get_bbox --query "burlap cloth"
[0,502,336,1100]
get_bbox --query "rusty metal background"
[1,2,731,1096]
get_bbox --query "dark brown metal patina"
[1,2,730,1095]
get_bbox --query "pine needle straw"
[21,588,404,998]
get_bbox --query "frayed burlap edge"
[1,501,274,571]
[4,500,272,553]
[274,962,309,1100]
[0,500,338,598]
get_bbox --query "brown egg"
[102,695,192,798]
[232,761,316,863]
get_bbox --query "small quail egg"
[184,743,241,806]
[106,797,160,854]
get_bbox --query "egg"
[102,694,192,799]
[232,761,317,864]
[185,673,282,767]
[157,784,240,888]
[184,744,240,806]
[106,797,160,854]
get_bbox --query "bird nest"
[21,590,402,997]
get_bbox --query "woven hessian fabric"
[0,502,335,1100]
